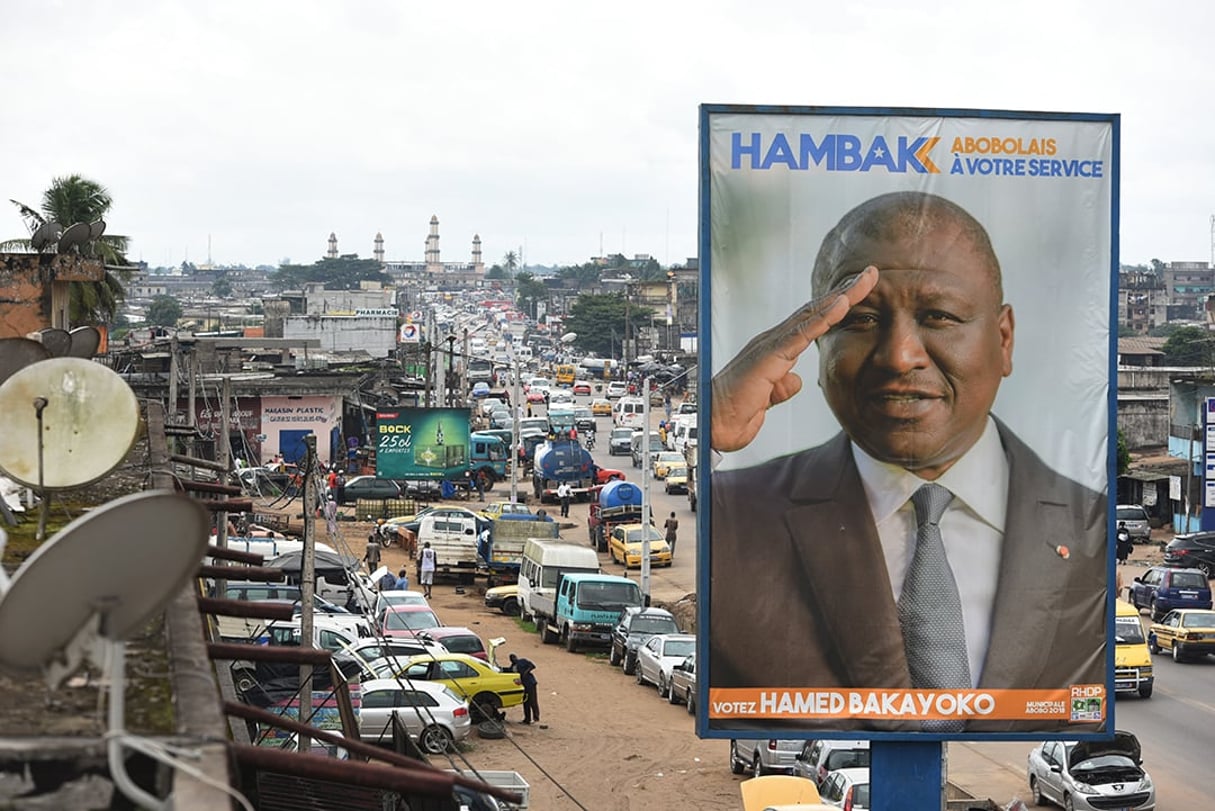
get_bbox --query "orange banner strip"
[707,685,1106,723]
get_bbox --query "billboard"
[375,407,470,480]
[699,106,1116,739]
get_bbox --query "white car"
[358,678,471,754]
[793,739,871,788]
[336,637,448,679]
[819,767,870,809]
[606,381,628,398]
[1026,733,1155,811]
[373,590,430,626]
[634,633,696,698]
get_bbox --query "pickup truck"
[587,480,644,553]
[538,573,644,653]
[476,514,559,583]
[415,513,480,582]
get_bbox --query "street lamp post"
[640,374,653,604]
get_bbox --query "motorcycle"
[585,431,596,450]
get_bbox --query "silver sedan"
[634,633,695,699]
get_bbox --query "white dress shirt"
[852,417,1008,687]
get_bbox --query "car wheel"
[501,597,518,616]
[470,693,502,724]
[636,664,646,686]
[541,623,558,644]
[623,653,636,675]
[752,754,765,777]
[658,675,670,698]
[1029,775,1046,806]
[1139,682,1153,698]
[1174,642,1185,662]
[1064,794,1076,811]
[418,724,454,755]
[729,742,746,775]
[565,629,578,653]
[1148,636,1160,654]
[1150,598,1163,621]
[667,683,680,705]
[1201,561,1215,579]
[686,692,695,715]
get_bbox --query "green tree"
[1116,429,1131,476]
[212,277,233,298]
[563,293,653,357]
[557,261,602,287]
[3,174,132,324]
[485,265,508,280]
[515,271,548,319]
[1162,325,1214,366]
[502,251,519,275]
[146,295,183,327]
[269,255,391,291]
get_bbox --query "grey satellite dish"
[35,328,72,357]
[67,326,101,358]
[57,222,91,254]
[30,221,61,253]
[0,490,209,811]
[0,357,140,489]
[0,337,52,386]
[0,490,209,677]
[88,219,106,240]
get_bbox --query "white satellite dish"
[0,491,210,677]
[0,490,212,811]
[561,332,578,344]
[0,357,140,489]
[67,326,102,358]
[0,337,52,386]
[57,222,92,254]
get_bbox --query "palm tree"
[3,174,132,325]
[502,251,519,275]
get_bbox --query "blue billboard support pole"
[1201,396,1215,532]
[871,741,944,811]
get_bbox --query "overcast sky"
[2,1,1212,270]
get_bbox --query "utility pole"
[640,375,652,605]
[511,358,522,503]
[299,434,318,753]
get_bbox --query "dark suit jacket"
[709,420,1107,732]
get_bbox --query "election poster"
[699,106,1117,739]
[375,407,471,480]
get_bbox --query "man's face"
[817,220,1013,479]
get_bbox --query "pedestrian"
[378,567,398,592]
[418,542,437,598]
[527,403,534,417]
[664,392,673,421]
[394,567,410,591]
[326,466,338,498]
[364,534,382,572]
[323,494,339,538]
[664,511,679,556]
[508,653,540,725]
[336,472,346,505]
[1116,521,1133,566]
[557,481,572,518]
[473,471,485,501]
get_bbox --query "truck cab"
[543,573,643,653]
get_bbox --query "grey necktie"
[899,483,972,704]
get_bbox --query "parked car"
[479,501,533,520]
[609,606,680,674]
[419,627,488,661]
[608,523,672,568]
[1126,566,1212,620]
[373,653,525,723]
[340,475,402,504]
[634,633,696,698]
[730,738,803,777]
[334,637,448,679]
[1115,504,1151,543]
[794,740,871,788]
[819,767,870,810]
[373,590,430,624]
[609,427,634,456]
[1147,608,1215,661]
[380,605,443,639]
[1163,531,1215,578]
[606,381,628,399]
[591,398,613,417]
[1026,732,1154,811]
[357,678,471,754]
[667,653,697,713]
[483,583,519,616]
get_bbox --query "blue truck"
[541,572,644,653]
[532,438,595,503]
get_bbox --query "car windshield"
[632,616,679,634]
[663,638,695,658]
[1183,613,1215,628]
[1172,571,1208,589]
[1114,616,1145,644]
[624,526,664,542]
[1116,507,1146,521]
[612,429,633,439]
[825,750,871,771]
[577,581,642,611]
[439,635,483,654]
[852,784,870,807]
[385,611,440,631]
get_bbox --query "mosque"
[325,215,486,284]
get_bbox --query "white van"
[517,538,601,622]
[669,417,698,455]
[614,396,646,429]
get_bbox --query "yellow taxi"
[608,523,672,568]
[373,652,524,721]
[1114,599,1153,698]
[1148,608,1215,662]
[478,501,533,520]
[591,398,613,417]
[651,451,685,480]
[664,464,689,494]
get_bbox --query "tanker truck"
[586,480,644,553]
[532,438,596,504]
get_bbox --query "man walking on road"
[508,653,540,725]
[664,511,679,556]
[557,481,572,518]
[418,541,437,598]
[364,534,382,572]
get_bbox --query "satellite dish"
[34,328,72,357]
[0,357,140,489]
[67,326,102,358]
[57,222,91,254]
[88,219,106,240]
[561,332,578,344]
[0,338,52,386]
[0,490,210,677]
[30,221,61,253]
